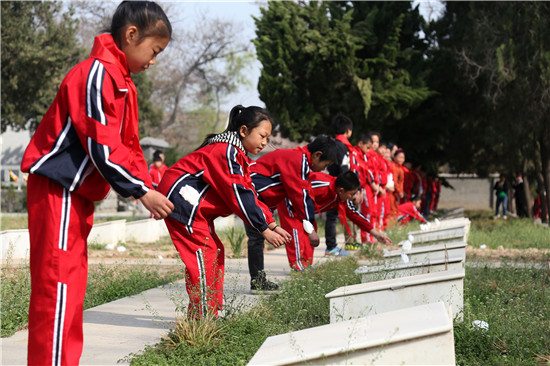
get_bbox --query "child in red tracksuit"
[378,141,394,230]
[397,197,428,224]
[277,171,392,269]
[149,149,168,189]
[325,114,354,255]
[247,136,337,279]
[157,106,291,317]
[20,3,174,365]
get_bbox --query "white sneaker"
[503,215,507,220]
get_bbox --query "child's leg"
[278,201,311,271]
[27,174,94,366]
[377,193,385,230]
[495,196,502,215]
[245,223,265,282]
[165,218,224,318]
[383,193,391,229]
[361,188,376,243]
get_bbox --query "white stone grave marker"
[385,241,466,265]
[356,255,464,283]
[248,302,456,366]
[326,269,465,323]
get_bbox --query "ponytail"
[197,105,273,150]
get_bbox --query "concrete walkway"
[1,237,342,366]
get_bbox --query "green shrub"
[1,259,31,337]
[1,185,27,213]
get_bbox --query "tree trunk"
[536,172,548,223]
[535,140,549,224]
[522,174,533,219]
[540,135,550,225]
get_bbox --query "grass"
[129,256,550,365]
[130,258,361,365]
[1,258,182,338]
[466,210,549,250]
[0,214,149,231]
[129,210,549,365]
[1,214,28,230]
[456,258,550,365]
[221,227,246,258]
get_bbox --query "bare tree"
[72,2,255,150]
[151,11,250,128]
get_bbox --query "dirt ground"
[466,246,550,263]
[87,239,550,264]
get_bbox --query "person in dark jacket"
[494,174,510,219]
[513,172,528,218]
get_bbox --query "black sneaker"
[250,278,279,294]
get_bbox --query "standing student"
[390,148,406,218]
[158,106,291,317]
[277,171,392,270]
[378,141,393,230]
[430,176,442,213]
[20,2,174,364]
[247,136,337,285]
[354,134,379,243]
[325,113,354,256]
[493,174,510,219]
[513,172,528,218]
[149,149,168,188]
[366,131,383,232]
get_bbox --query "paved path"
[1,237,341,366]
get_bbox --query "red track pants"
[277,201,314,271]
[164,217,225,318]
[27,174,94,366]
[361,187,377,243]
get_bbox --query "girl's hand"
[273,226,292,243]
[261,228,287,248]
[371,229,392,245]
[139,190,174,219]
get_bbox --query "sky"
[166,1,445,111]
[167,1,266,110]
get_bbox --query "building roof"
[140,137,171,149]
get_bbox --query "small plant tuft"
[222,227,246,258]
[162,312,230,351]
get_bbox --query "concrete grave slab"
[88,219,127,245]
[385,241,467,265]
[355,255,464,283]
[406,220,470,244]
[248,302,456,366]
[125,218,162,243]
[326,269,465,323]
[0,229,30,260]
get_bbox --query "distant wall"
[438,175,496,210]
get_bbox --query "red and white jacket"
[309,172,373,232]
[397,202,427,224]
[21,34,152,202]
[250,146,316,224]
[157,132,274,234]
[149,163,168,188]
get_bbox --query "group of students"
[323,114,435,255]
[18,1,427,364]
